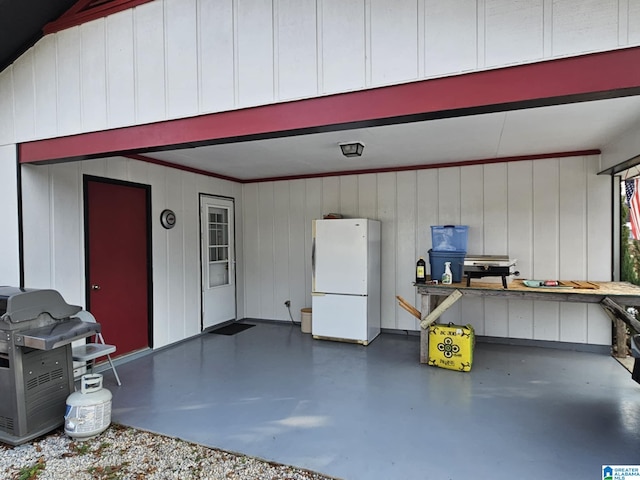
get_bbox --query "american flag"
[627,178,640,240]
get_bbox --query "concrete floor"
[105,321,640,480]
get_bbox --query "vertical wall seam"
[364,0,372,88]
[417,0,425,78]
[619,0,629,46]
[195,0,202,113]
[49,168,55,287]
[272,0,279,102]
[162,0,168,121]
[316,0,323,95]
[132,8,139,123]
[78,27,85,133]
[477,0,486,69]
[232,0,239,108]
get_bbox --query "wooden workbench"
[415,279,640,363]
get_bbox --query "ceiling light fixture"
[339,142,365,158]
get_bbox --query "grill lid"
[0,287,81,323]
[463,255,517,269]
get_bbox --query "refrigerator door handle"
[312,237,316,279]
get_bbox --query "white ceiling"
[141,96,640,181]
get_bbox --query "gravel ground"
[0,424,337,480]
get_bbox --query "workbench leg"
[420,293,430,364]
[420,293,443,364]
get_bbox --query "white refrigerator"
[311,218,381,345]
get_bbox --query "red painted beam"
[19,46,640,164]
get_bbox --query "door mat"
[210,323,255,336]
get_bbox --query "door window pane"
[207,206,229,288]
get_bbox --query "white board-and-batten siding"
[20,158,244,350]
[1,0,640,146]
[242,155,612,345]
[0,0,632,348]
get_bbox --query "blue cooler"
[428,249,466,283]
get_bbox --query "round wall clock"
[160,209,176,229]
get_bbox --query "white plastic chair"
[72,310,122,386]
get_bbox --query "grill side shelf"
[14,320,101,350]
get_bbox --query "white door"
[200,195,236,329]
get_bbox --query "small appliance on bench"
[463,255,519,288]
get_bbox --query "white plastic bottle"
[442,262,453,285]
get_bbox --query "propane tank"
[65,374,112,440]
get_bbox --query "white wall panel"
[552,0,619,56]
[134,1,166,124]
[21,157,241,350]
[21,164,53,288]
[506,161,534,340]
[57,28,82,135]
[242,184,261,317]
[232,181,245,319]
[106,10,136,128]
[339,176,358,218]
[0,146,20,285]
[460,165,484,254]
[424,0,477,76]
[483,163,508,254]
[81,20,108,132]
[288,181,308,312]
[630,0,640,43]
[276,0,317,100]
[257,182,276,317]
[51,164,84,304]
[181,173,200,338]
[558,157,588,343]
[166,0,199,118]
[437,167,461,224]
[322,177,340,215]
[377,172,398,328]
[370,0,419,86]
[148,162,169,347]
[237,0,274,107]
[34,36,58,139]
[241,155,611,345]
[0,69,15,145]
[198,0,235,112]
[304,178,323,305]
[12,51,36,141]
[166,168,186,343]
[484,0,543,67]
[532,159,559,279]
[320,0,366,93]
[396,171,418,330]
[357,173,378,220]
[273,182,291,312]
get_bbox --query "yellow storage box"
[428,323,475,372]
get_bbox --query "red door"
[85,178,150,357]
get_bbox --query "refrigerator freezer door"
[314,219,368,295]
[312,294,368,342]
